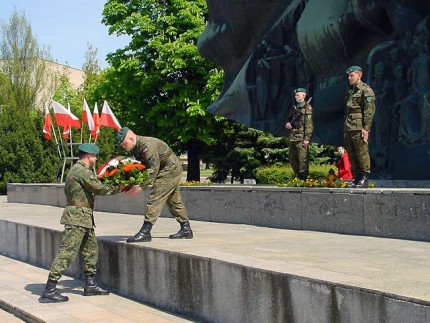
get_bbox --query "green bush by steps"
[255,164,335,185]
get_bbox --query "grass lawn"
[182,168,213,180]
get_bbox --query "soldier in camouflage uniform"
[116,127,193,243]
[344,66,376,188]
[41,144,121,303]
[285,88,314,180]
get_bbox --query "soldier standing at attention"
[344,66,376,188]
[41,144,121,303]
[116,127,193,243]
[285,88,313,180]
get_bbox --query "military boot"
[83,275,110,296]
[348,174,362,188]
[126,221,152,243]
[298,172,308,181]
[354,173,369,188]
[169,221,193,239]
[41,279,69,302]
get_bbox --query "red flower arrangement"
[97,156,150,188]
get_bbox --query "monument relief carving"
[198,0,430,179]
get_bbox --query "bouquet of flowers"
[97,156,150,190]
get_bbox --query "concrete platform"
[1,196,429,322]
[7,183,430,242]
[0,254,193,322]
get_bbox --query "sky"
[0,0,130,69]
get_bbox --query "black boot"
[298,172,308,181]
[169,221,193,239]
[83,275,110,296]
[41,279,68,302]
[348,174,362,188]
[354,174,369,188]
[126,221,152,243]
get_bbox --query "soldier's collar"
[132,136,147,155]
[77,160,90,169]
[295,101,305,108]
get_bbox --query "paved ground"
[0,306,23,323]
[0,255,194,322]
[0,196,430,321]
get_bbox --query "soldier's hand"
[285,123,292,129]
[361,129,369,143]
[124,185,141,196]
[303,140,309,148]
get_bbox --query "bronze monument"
[198,0,430,179]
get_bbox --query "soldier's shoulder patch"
[366,96,373,103]
[363,85,375,95]
[307,114,312,120]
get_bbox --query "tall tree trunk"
[186,140,201,181]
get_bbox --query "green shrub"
[255,164,335,184]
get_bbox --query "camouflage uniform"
[344,80,376,177]
[286,101,314,179]
[48,160,119,282]
[132,136,189,224]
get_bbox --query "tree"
[0,10,58,193]
[0,9,54,110]
[202,120,290,183]
[101,0,224,181]
[81,43,101,94]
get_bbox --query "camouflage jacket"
[286,102,313,141]
[61,160,120,228]
[344,80,376,132]
[131,136,179,182]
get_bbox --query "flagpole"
[50,124,61,157]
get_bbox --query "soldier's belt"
[67,201,91,208]
[347,111,362,115]
[347,113,363,119]
[160,152,175,169]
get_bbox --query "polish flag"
[62,103,73,140]
[62,126,70,140]
[43,105,52,140]
[81,99,95,133]
[99,100,121,131]
[92,102,100,139]
[51,100,81,129]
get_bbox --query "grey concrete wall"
[6,183,430,242]
[0,220,429,323]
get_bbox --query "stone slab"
[1,199,429,323]
[6,183,430,241]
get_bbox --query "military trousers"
[145,155,189,224]
[289,140,309,177]
[48,224,98,282]
[344,130,371,176]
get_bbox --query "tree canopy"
[0,10,58,193]
[100,0,225,180]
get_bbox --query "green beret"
[79,143,100,155]
[294,87,307,94]
[116,127,130,144]
[346,65,362,74]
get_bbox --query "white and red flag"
[99,100,121,131]
[62,103,73,140]
[92,102,100,139]
[51,100,81,129]
[81,99,95,133]
[43,105,52,140]
[62,126,70,140]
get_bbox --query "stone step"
[1,197,429,322]
[0,254,193,322]
[7,183,430,242]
